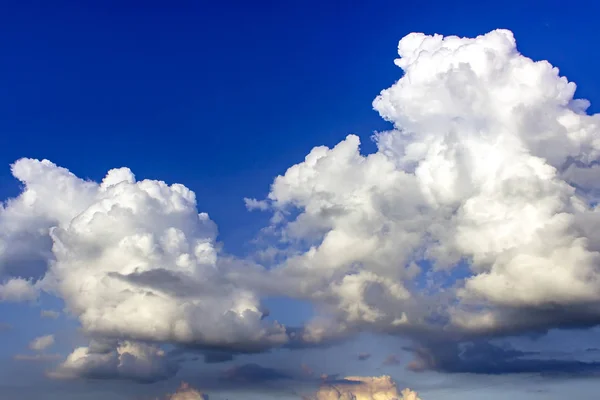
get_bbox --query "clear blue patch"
[411,258,473,294]
[261,296,315,327]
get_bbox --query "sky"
[2,0,600,399]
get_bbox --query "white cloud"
[50,340,177,383]
[0,278,38,302]
[0,158,287,355]
[29,334,55,351]
[258,29,600,340]
[244,197,269,211]
[0,159,98,302]
[309,375,420,400]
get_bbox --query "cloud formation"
[0,158,289,380]
[50,340,178,383]
[251,29,600,348]
[404,340,600,375]
[29,334,55,351]
[307,375,420,400]
[0,277,39,302]
[165,382,208,400]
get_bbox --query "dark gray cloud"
[404,340,600,375]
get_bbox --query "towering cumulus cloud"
[254,29,600,344]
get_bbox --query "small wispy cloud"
[29,334,55,351]
[40,310,60,319]
[244,197,269,211]
[382,354,400,366]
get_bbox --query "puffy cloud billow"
[0,159,287,381]
[29,334,55,351]
[252,29,600,344]
[307,375,421,400]
[49,340,179,383]
[2,29,600,382]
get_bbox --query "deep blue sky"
[2,0,598,256]
[2,1,600,398]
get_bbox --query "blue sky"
[2,1,600,399]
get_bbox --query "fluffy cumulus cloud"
[0,277,39,302]
[249,29,600,348]
[50,340,179,383]
[307,375,420,400]
[0,159,97,301]
[164,382,208,400]
[0,158,288,381]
